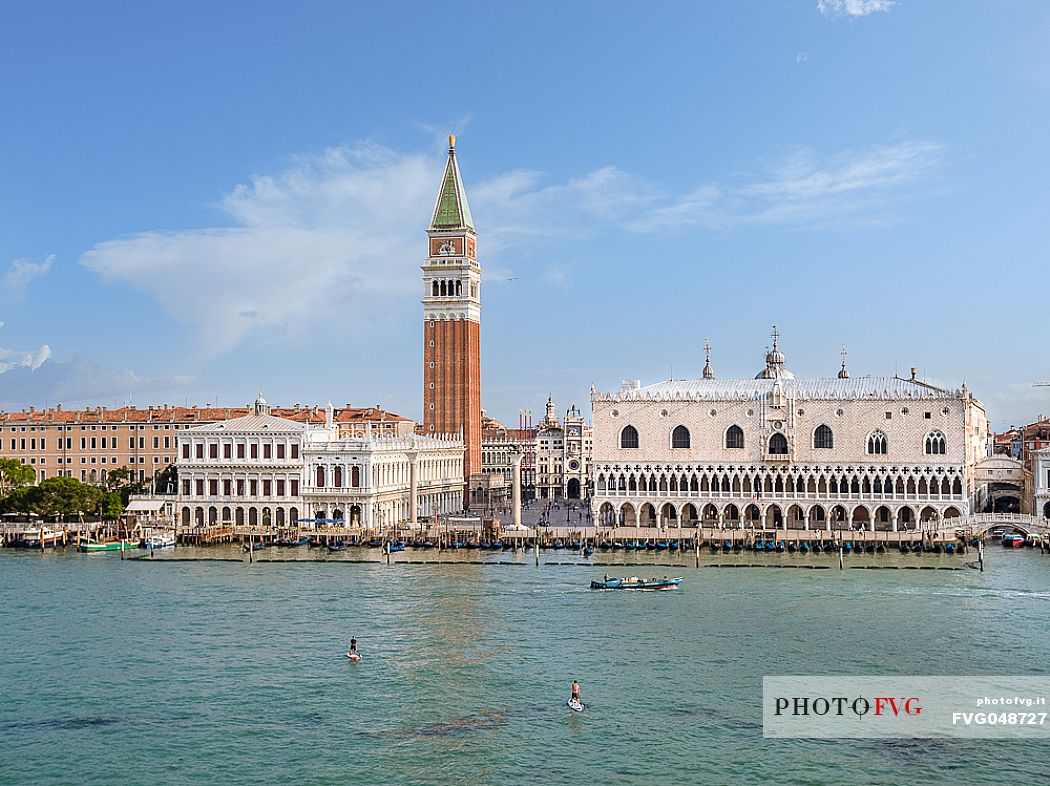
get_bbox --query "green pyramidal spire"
[430,135,474,230]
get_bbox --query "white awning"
[125,500,166,513]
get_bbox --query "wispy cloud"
[83,142,437,356]
[80,137,943,357]
[629,141,942,232]
[540,267,572,290]
[2,255,54,301]
[817,0,895,19]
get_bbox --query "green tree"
[0,458,36,498]
[101,491,124,520]
[102,465,146,505]
[153,464,177,496]
[2,485,41,517]
[34,477,104,521]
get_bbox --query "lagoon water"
[2,545,1049,785]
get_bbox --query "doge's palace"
[590,331,989,532]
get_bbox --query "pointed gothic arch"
[925,430,946,455]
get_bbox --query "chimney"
[910,367,917,381]
[29,405,35,413]
[56,404,62,412]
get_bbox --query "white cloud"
[80,137,942,356]
[83,143,437,356]
[540,267,572,290]
[2,255,54,301]
[0,321,190,407]
[0,343,52,373]
[817,0,895,18]
[0,349,192,409]
[629,141,942,232]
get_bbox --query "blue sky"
[1,1,1048,429]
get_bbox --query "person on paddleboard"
[570,680,581,704]
[349,636,358,655]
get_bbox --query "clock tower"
[422,135,482,484]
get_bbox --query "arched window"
[867,430,888,455]
[814,424,834,449]
[334,466,343,487]
[768,433,788,454]
[620,425,639,449]
[440,280,447,296]
[925,430,946,455]
[432,281,439,296]
[671,425,690,449]
[351,466,360,487]
[316,466,325,487]
[725,425,744,449]
[455,280,462,296]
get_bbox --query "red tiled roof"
[0,403,410,425]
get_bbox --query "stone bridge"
[947,512,1050,537]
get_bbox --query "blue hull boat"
[590,576,683,591]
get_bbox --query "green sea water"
[1,545,1049,785]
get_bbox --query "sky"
[1,0,1048,430]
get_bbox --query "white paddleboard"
[346,652,361,661]
[567,699,584,713]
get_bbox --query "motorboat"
[590,576,683,590]
[144,533,176,549]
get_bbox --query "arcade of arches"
[593,463,967,531]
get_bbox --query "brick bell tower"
[422,135,482,487]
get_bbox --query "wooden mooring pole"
[978,540,984,573]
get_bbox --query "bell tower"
[422,135,482,482]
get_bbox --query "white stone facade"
[302,434,464,528]
[590,348,989,531]
[174,401,319,529]
[1034,447,1050,520]
[175,396,464,529]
